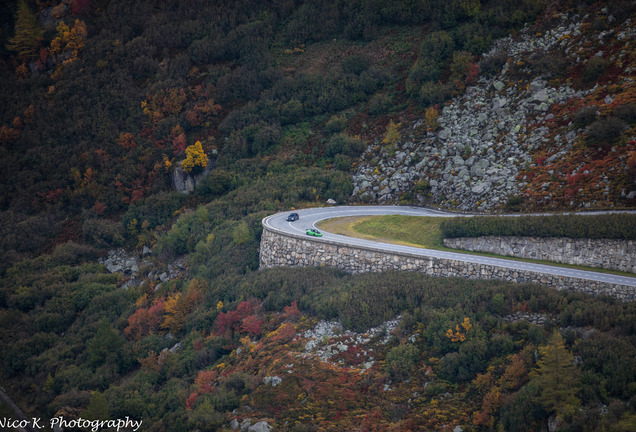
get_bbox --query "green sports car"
[306,229,323,237]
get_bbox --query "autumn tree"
[162,279,204,333]
[124,297,166,340]
[213,298,261,339]
[50,19,88,63]
[446,317,472,342]
[424,106,439,131]
[141,88,187,124]
[116,132,137,150]
[382,120,401,146]
[6,0,43,59]
[473,352,530,427]
[181,141,208,174]
[532,332,581,428]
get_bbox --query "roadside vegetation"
[318,215,445,248]
[1,0,635,431]
[440,213,636,240]
[318,213,636,276]
[319,213,636,246]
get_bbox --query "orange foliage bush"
[50,19,87,64]
[116,132,137,149]
[124,298,166,340]
[0,125,21,144]
[445,317,472,342]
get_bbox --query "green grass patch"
[317,215,636,278]
[318,215,445,248]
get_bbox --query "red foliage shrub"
[241,314,265,337]
[124,298,166,340]
[213,298,261,338]
[92,201,106,215]
[116,132,137,150]
[172,132,187,156]
[281,301,301,322]
[195,369,217,394]
[269,322,296,344]
[628,151,636,177]
[185,392,198,410]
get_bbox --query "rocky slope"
[353,5,636,212]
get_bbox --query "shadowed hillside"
[1,1,635,431]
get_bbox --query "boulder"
[470,159,490,178]
[170,159,214,194]
[263,376,282,387]
[471,182,492,195]
[532,89,549,103]
[248,421,271,432]
[438,128,452,140]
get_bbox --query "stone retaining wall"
[260,227,635,301]
[443,236,635,274]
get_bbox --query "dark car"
[286,213,299,221]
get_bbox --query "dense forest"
[1,0,635,431]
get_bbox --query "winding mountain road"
[262,205,636,288]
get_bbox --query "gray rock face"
[248,422,271,432]
[470,159,490,178]
[263,376,282,387]
[101,249,146,278]
[531,89,549,102]
[471,182,492,195]
[100,248,187,289]
[351,12,602,211]
[170,159,214,194]
[240,419,252,432]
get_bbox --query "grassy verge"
[317,215,636,278]
[318,215,445,248]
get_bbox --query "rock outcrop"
[170,159,214,194]
[353,9,635,211]
[99,248,187,288]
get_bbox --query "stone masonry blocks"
[260,228,635,301]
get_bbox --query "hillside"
[1,1,636,431]
[353,5,636,211]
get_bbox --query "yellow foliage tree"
[382,120,401,146]
[532,332,581,425]
[446,317,472,342]
[50,19,87,61]
[162,280,204,333]
[181,141,208,174]
[424,106,439,131]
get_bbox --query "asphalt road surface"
[262,206,636,288]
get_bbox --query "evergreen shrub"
[440,214,636,240]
